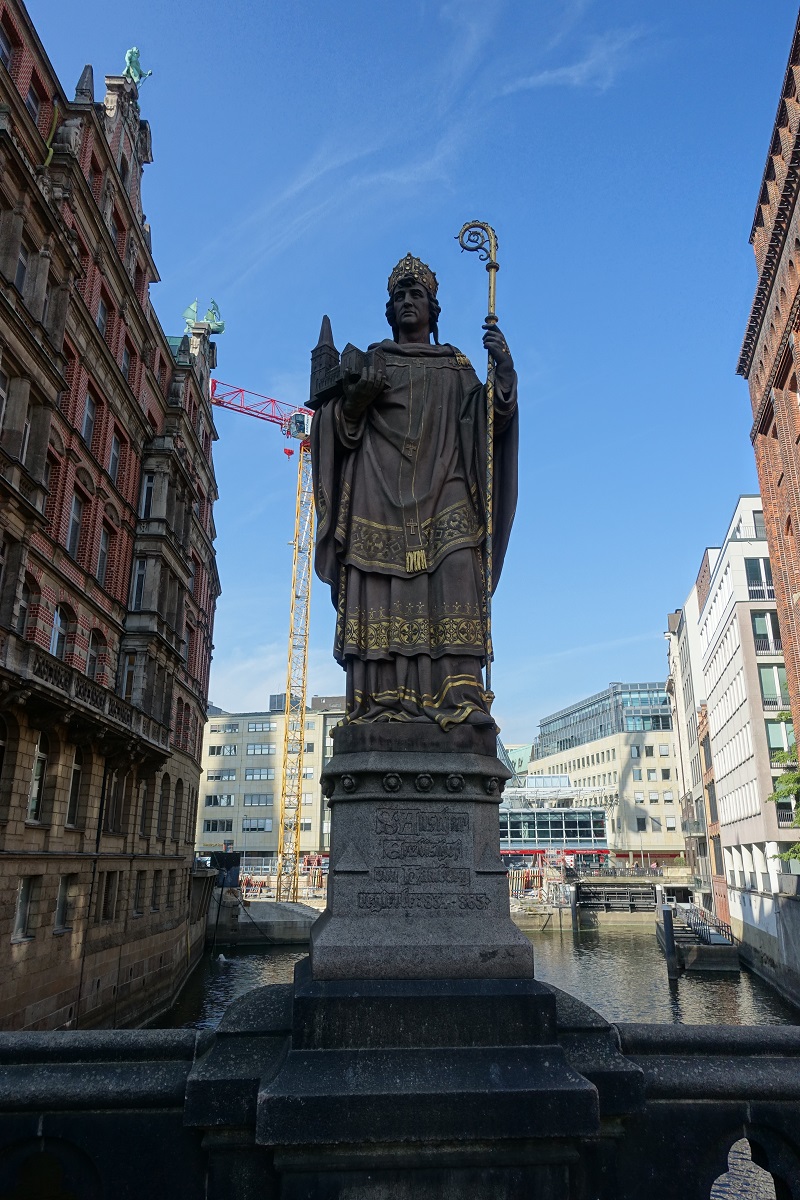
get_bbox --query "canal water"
[158,923,799,1029]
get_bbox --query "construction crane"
[209,379,314,902]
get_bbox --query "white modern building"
[696,496,799,998]
[197,696,345,869]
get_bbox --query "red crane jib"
[209,378,312,436]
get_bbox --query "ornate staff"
[456,220,499,695]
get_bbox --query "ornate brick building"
[0,0,219,1028]
[739,15,800,742]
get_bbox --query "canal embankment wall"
[730,888,800,1010]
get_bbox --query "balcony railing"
[762,695,791,710]
[754,635,782,655]
[748,581,776,600]
[777,806,797,829]
[0,633,170,752]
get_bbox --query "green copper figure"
[203,299,225,334]
[123,48,152,86]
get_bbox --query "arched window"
[86,630,104,681]
[157,773,170,838]
[27,732,48,821]
[66,747,83,826]
[50,606,68,659]
[171,779,183,840]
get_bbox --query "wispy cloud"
[501,27,644,95]
[524,630,662,667]
[209,642,344,713]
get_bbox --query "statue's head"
[386,253,441,344]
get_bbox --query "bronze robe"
[312,339,518,728]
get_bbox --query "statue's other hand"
[343,364,387,418]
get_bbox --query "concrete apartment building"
[197,697,346,868]
[0,0,220,1029]
[695,496,800,1000]
[529,683,684,865]
[666,581,713,909]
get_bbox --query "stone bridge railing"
[1,978,799,1200]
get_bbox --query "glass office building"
[536,683,672,758]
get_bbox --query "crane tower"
[209,380,314,902]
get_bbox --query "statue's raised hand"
[482,323,515,392]
[343,364,387,419]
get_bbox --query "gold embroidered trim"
[342,606,484,654]
[406,549,427,573]
[347,499,482,574]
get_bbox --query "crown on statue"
[387,253,438,299]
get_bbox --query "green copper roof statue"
[123,48,152,86]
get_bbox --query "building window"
[66,748,83,826]
[54,874,77,930]
[81,394,96,444]
[121,345,131,382]
[133,870,146,915]
[19,403,30,463]
[150,870,162,910]
[664,790,674,803]
[766,718,796,762]
[65,493,82,558]
[630,746,640,759]
[139,473,155,518]
[661,769,670,780]
[300,819,312,832]
[753,610,781,653]
[50,607,68,659]
[205,794,235,807]
[247,721,277,732]
[131,558,147,610]
[207,769,236,781]
[745,557,774,601]
[27,733,48,821]
[14,243,28,293]
[636,816,647,833]
[304,743,314,754]
[97,527,110,588]
[204,819,233,833]
[0,369,8,433]
[0,23,13,69]
[96,297,108,338]
[166,870,176,908]
[210,723,240,733]
[302,793,313,805]
[634,791,644,804]
[247,743,276,755]
[658,745,669,757]
[760,663,790,710]
[86,630,102,681]
[647,769,657,782]
[632,768,642,781]
[25,82,40,123]
[209,744,237,756]
[302,766,314,779]
[13,876,39,940]
[649,791,659,804]
[109,434,121,484]
[245,768,274,781]
[244,793,273,806]
[120,652,136,702]
[242,818,273,832]
[16,580,30,637]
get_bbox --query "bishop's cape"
[311,339,518,729]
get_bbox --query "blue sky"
[36,0,797,743]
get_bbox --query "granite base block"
[313,724,533,980]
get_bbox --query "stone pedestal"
[311,722,533,980]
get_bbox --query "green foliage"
[767,712,800,860]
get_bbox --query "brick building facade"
[739,14,800,742]
[0,0,220,1028]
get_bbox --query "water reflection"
[524,924,799,1026]
[158,924,799,1030]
